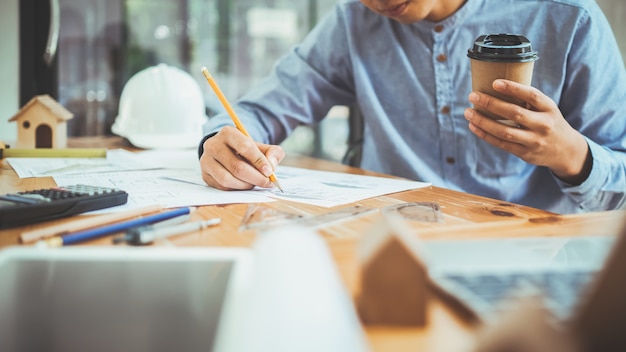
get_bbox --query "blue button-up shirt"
[203,0,626,214]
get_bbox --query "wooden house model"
[8,94,73,148]
[356,215,430,326]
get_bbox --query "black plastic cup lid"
[467,34,538,62]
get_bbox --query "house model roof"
[358,215,427,266]
[8,94,74,122]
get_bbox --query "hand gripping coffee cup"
[467,34,539,127]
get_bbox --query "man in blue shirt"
[198,0,626,214]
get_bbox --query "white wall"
[0,0,19,144]
[597,0,626,63]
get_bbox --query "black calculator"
[0,185,128,229]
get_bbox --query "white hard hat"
[112,64,208,149]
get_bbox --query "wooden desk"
[2,137,625,351]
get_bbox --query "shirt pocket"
[472,139,526,177]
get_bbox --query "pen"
[0,147,107,159]
[20,204,163,243]
[201,66,284,192]
[114,218,222,246]
[40,207,193,247]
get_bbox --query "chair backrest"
[342,104,364,167]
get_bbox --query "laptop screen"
[0,247,251,352]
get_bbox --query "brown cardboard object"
[569,219,626,352]
[356,215,429,326]
[469,59,534,126]
[472,298,580,352]
[8,94,74,148]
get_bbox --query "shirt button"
[440,106,450,114]
[446,157,455,164]
[437,54,447,62]
[434,25,444,33]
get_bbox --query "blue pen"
[41,207,192,247]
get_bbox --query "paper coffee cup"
[467,34,539,127]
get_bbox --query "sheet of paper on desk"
[7,149,158,178]
[7,149,201,178]
[53,169,275,212]
[53,165,429,211]
[131,149,202,169]
[164,165,430,207]
[257,166,430,207]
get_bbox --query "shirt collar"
[412,0,482,32]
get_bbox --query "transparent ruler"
[239,204,378,231]
[382,202,444,223]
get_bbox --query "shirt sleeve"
[554,4,626,211]
[202,5,356,145]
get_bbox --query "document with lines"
[52,166,429,211]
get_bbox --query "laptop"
[422,231,623,326]
[0,247,254,352]
[0,226,371,352]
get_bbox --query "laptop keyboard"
[441,270,596,319]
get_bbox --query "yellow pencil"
[201,66,283,192]
[0,148,107,159]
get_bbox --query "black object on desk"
[0,185,128,229]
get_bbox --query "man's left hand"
[464,79,592,185]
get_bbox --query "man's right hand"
[199,126,285,191]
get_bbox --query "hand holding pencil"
[200,67,285,192]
